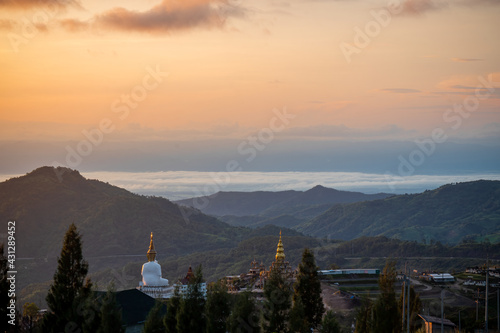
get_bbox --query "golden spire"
[275,230,285,261]
[147,232,157,262]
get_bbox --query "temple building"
[175,266,207,297]
[137,233,207,299]
[138,231,293,297]
[267,230,294,281]
[137,233,174,299]
[225,231,295,292]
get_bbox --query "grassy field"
[455,272,484,281]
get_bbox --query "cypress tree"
[293,248,325,329]
[42,223,92,333]
[228,291,260,333]
[398,284,421,332]
[98,288,124,333]
[354,297,373,333]
[164,288,181,333]
[288,297,309,333]
[143,301,166,333]
[263,265,292,333]
[205,280,231,333]
[320,310,341,333]
[176,265,206,333]
[82,293,101,333]
[372,260,401,333]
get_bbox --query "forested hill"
[0,167,322,307]
[175,185,392,217]
[297,180,500,244]
[0,166,250,259]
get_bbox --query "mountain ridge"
[296,179,500,244]
[175,185,393,219]
[0,166,239,259]
[0,166,318,299]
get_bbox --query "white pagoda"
[137,232,174,299]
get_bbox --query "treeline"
[1,224,341,333]
[330,236,500,259]
[299,180,500,244]
[1,224,125,333]
[355,261,422,333]
[142,248,336,333]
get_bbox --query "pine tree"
[98,288,124,333]
[228,291,260,333]
[293,248,325,329]
[205,280,231,333]
[176,265,206,333]
[164,288,181,333]
[320,310,341,333]
[263,265,292,333]
[143,301,166,333]
[42,223,92,333]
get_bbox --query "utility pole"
[441,288,444,333]
[476,288,479,321]
[402,275,406,332]
[497,287,499,332]
[407,274,410,333]
[486,258,489,332]
[402,262,408,333]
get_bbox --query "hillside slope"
[0,166,241,259]
[297,180,500,244]
[0,167,321,306]
[176,185,392,220]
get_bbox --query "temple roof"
[181,266,195,285]
[147,232,157,262]
[275,230,285,261]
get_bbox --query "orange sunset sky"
[0,0,499,178]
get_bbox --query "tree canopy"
[293,248,325,329]
[42,223,92,332]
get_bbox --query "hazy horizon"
[2,169,500,200]
[1,0,499,190]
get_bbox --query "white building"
[137,233,207,299]
[174,266,207,297]
[429,273,455,283]
[137,233,174,299]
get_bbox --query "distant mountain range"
[0,167,318,305]
[177,179,500,244]
[1,166,499,307]
[175,185,393,228]
[298,180,500,244]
